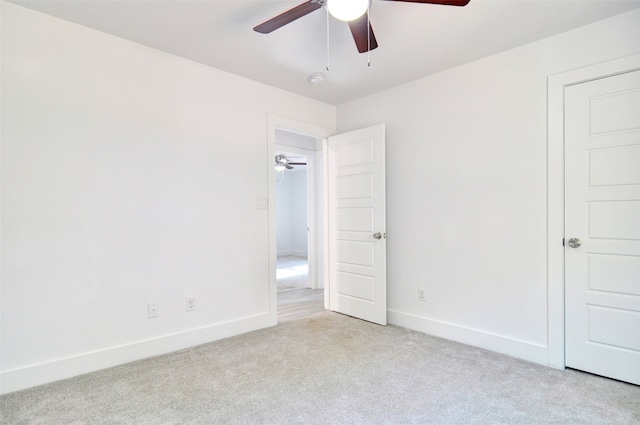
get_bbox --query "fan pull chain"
[326,8,330,71]
[367,5,371,67]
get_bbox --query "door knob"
[373,232,382,240]
[567,238,581,248]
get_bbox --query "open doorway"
[275,140,324,322]
[267,115,332,326]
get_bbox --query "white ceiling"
[10,0,640,105]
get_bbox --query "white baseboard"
[388,310,549,366]
[277,251,307,258]
[0,312,273,395]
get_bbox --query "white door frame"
[547,53,640,369]
[267,114,333,325]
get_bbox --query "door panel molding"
[563,70,640,384]
[547,53,640,370]
[327,124,387,325]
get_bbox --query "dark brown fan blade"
[348,14,378,53]
[253,1,323,34]
[384,0,470,6]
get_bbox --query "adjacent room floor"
[277,255,324,322]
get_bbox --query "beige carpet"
[1,311,639,424]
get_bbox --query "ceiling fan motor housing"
[254,0,471,54]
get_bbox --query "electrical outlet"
[256,197,268,209]
[148,302,158,318]
[418,288,426,302]
[186,296,196,312]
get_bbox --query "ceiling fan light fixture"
[326,0,370,22]
[275,154,288,171]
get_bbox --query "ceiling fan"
[275,154,307,171]
[254,0,471,53]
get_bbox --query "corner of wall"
[388,310,549,366]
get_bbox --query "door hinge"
[562,238,565,247]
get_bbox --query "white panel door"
[565,69,640,385]
[327,124,386,325]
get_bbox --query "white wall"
[336,9,640,365]
[276,169,308,258]
[275,172,292,255]
[289,170,308,257]
[0,2,335,393]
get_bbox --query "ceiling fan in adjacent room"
[254,0,471,53]
[275,155,307,171]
